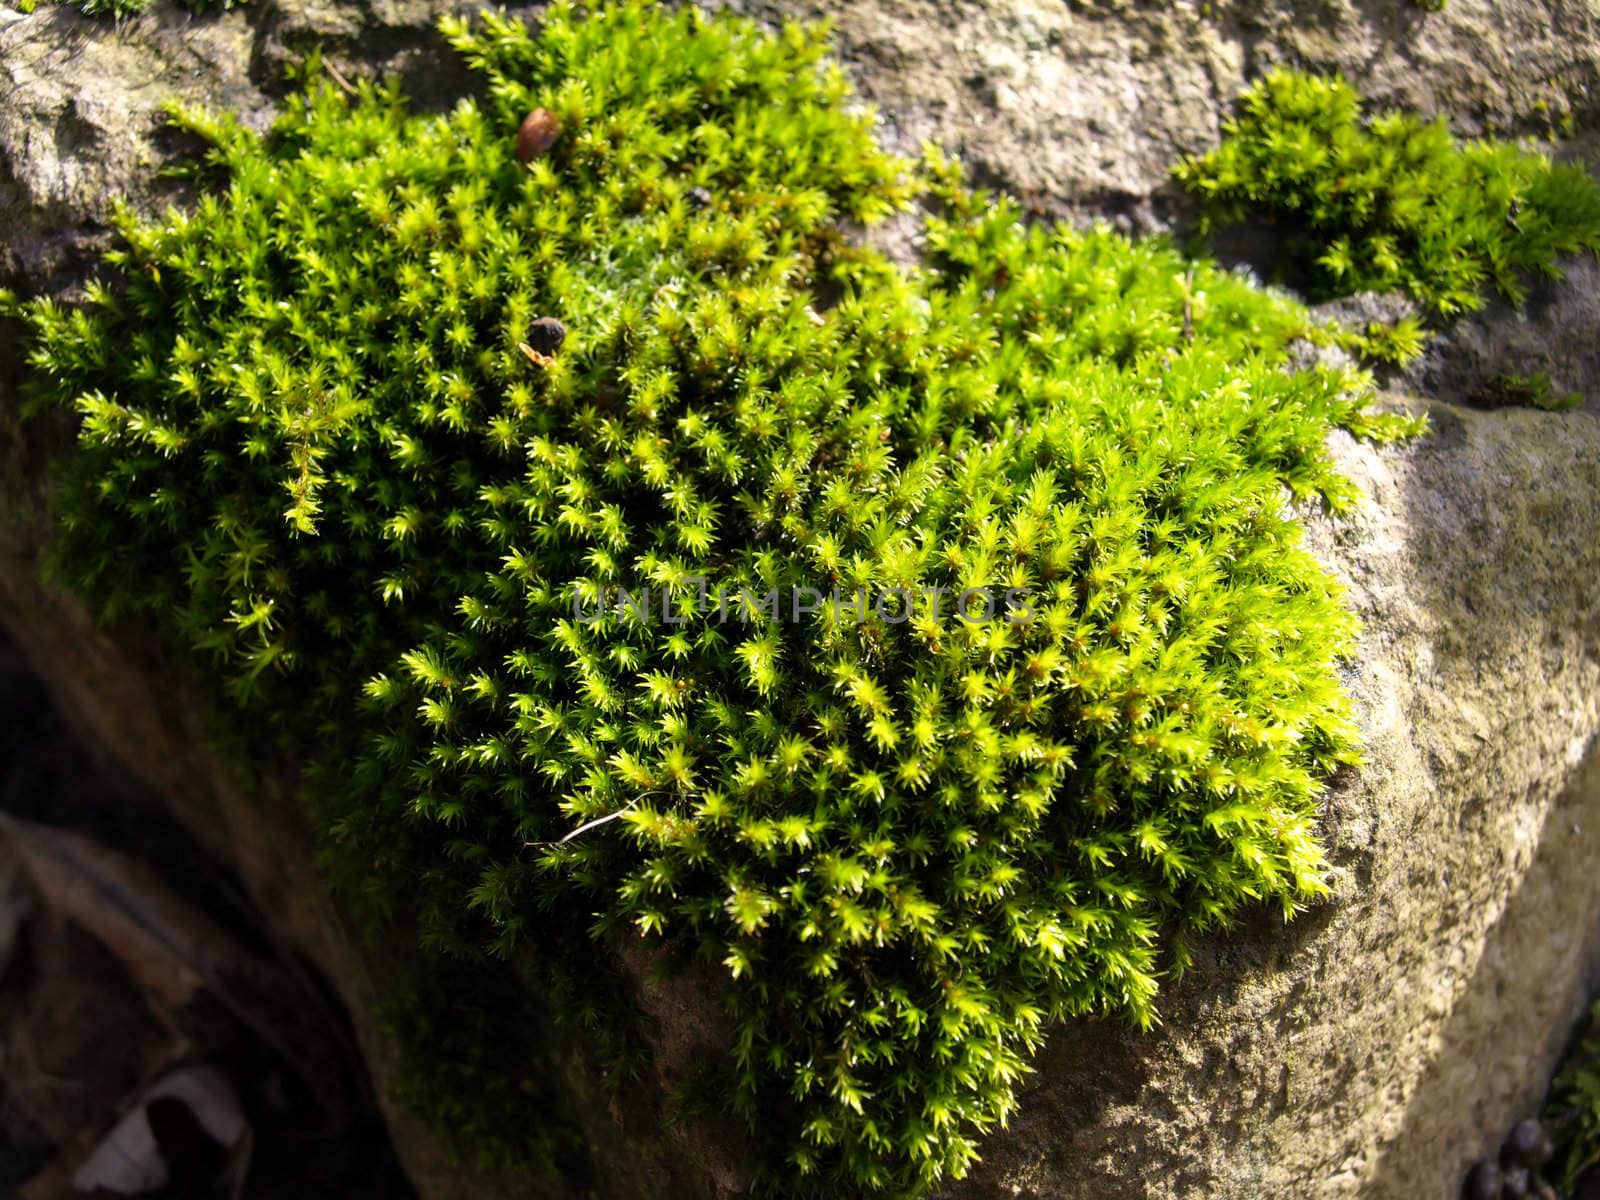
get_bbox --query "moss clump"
[1176,69,1600,317]
[12,3,1419,1194]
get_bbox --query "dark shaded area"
[0,627,418,1200]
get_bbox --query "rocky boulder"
[3,1,1600,1197]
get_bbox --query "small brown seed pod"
[516,109,562,163]
[526,317,567,356]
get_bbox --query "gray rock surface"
[7,0,1600,260]
[4,1,1600,1199]
[730,0,1600,227]
[1403,256,1600,416]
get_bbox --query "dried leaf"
[0,814,354,1125]
[0,814,206,1007]
[71,1063,247,1195]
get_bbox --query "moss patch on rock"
[9,2,1422,1194]
[1176,69,1600,318]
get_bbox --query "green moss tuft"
[16,3,1419,1194]
[1176,69,1600,317]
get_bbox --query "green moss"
[13,3,1420,1195]
[1176,69,1600,317]
[70,0,144,18]
[377,956,595,1180]
[1331,316,1432,368]
[1473,371,1585,412]
[1548,998,1600,1191]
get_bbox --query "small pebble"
[525,317,567,356]
[1502,1165,1531,1199]
[1464,1160,1503,1200]
[516,109,562,163]
[1505,1119,1553,1169]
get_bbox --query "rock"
[5,3,1600,1200]
[727,0,1600,224]
[7,0,1600,269]
[0,0,490,285]
[1402,254,1600,418]
[0,4,268,284]
[934,398,1600,1200]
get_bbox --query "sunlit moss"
[1176,68,1600,318]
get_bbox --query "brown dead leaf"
[0,842,33,979]
[0,814,355,1129]
[71,1062,249,1196]
[0,814,207,1008]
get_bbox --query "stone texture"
[0,3,265,283]
[8,0,1600,261]
[4,1,1600,1198]
[1401,256,1600,417]
[728,0,1600,229]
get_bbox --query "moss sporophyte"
[10,2,1444,1195]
